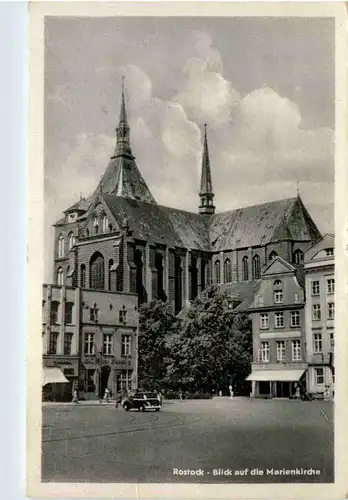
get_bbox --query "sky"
[44,16,335,282]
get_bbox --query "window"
[121,335,132,356]
[275,312,284,328]
[274,279,282,287]
[276,341,286,362]
[330,332,335,350]
[269,251,278,261]
[274,290,283,304]
[64,333,73,355]
[312,304,321,320]
[327,278,335,294]
[214,260,221,284]
[102,216,109,233]
[93,216,99,234]
[119,309,127,323]
[292,340,302,361]
[328,302,335,320]
[48,332,59,355]
[315,367,325,385]
[291,311,300,327]
[326,248,334,257]
[311,281,320,296]
[68,232,75,250]
[242,256,248,281]
[90,306,99,322]
[259,341,270,363]
[80,264,86,288]
[89,252,105,290]
[292,249,304,264]
[103,334,113,355]
[65,302,74,324]
[50,301,60,324]
[224,259,232,283]
[252,255,261,280]
[313,333,322,354]
[84,333,95,355]
[260,313,269,329]
[57,235,64,258]
[57,267,64,285]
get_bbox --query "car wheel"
[155,409,160,412]
[140,405,145,412]
[123,403,130,411]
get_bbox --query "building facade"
[304,234,335,396]
[51,85,322,318]
[247,257,308,398]
[42,284,138,401]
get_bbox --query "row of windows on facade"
[311,278,335,295]
[259,302,335,329]
[47,301,127,325]
[57,216,112,258]
[260,311,301,329]
[45,332,131,356]
[258,340,302,362]
[258,333,334,364]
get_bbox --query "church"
[52,85,322,316]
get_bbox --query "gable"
[305,234,335,263]
[79,195,120,237]
[262,256,295,277]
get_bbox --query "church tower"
[92,79,156,204]
[199,124,215,215]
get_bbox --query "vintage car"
[121,392,162,412]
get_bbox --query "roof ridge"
[213,197,297,217]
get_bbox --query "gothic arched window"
[57,267,64,285]
[252,255,261,280]
[155,252,165,301]
[224,258,232,283]
[214,260,221,284]
[80,264,86,288]
[68,232,75,251]
[242,256,249,281]
[93,216,99,235]
[102,216,109,233]
[57,235,64,258]
[108,259,114,291]
[89,252,105,290]
[292,249,304,264]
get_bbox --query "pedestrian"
[72,388,79,404]
[104,388,110,402]
[295,385,301,400]
[219,390,222,397]
[229,385,234,399]
[114,392,119,408]
[179,390,183,402]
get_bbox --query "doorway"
[275,381,290,398]
[100,365,111,397]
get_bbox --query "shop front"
[246,368,307,399]
[43,356,79,401]
[80,355,134,400]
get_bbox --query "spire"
[113,77,134,159]
[199,124,215,215]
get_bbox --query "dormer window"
[269,251,278,261]
[326,248,334,257]
[273,281,283,303]
[292,249,304,264]
[102,215,109,233]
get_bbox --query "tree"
[165,286,252,393]
[138,300,180,391]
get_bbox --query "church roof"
[209,197,321,252]
[219,280,262,312]
[101,194,210,250]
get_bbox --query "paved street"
[42,398,334,483]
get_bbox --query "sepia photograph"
[26,2,348,498]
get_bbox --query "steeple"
[113,77,134,159]
[92,80,156,204]
[199,124,215,215]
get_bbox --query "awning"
[246,369,306,382]
[42,367,70,386]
